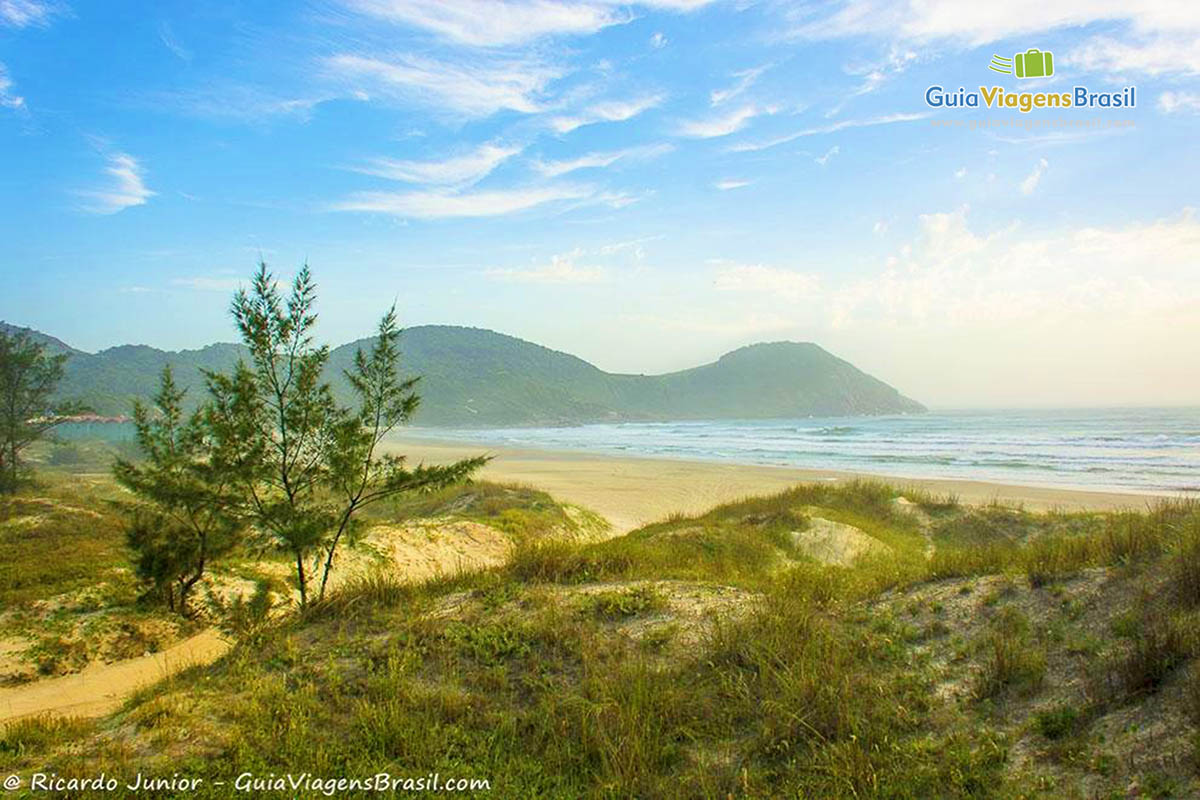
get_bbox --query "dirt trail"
[0,520,521,725]
[0,629,228,723]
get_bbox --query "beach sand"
[385,438,1171,535]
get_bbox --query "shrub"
[1034,705,1082,740]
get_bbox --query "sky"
[0,0,1198,408]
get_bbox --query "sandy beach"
[386,438,1171,534]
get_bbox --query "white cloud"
[1067,34,1200,76]
[550,93,663,133]
[1158,90,1200,112]
[710,65,768,106]
[714,178,751,190]
[327,52,559,118]
[0,0,56,27]
[340,1,716,46]
[678,104,776,138]
[650,31,668,48]
[786,2,1200,77]
[1020,157,1049,195]
[331,183,594,219]
[0,63,24,110]
[486,249,607,284]
[533,143,672,177]
[786,1,1200,45]
[728,111,929,152]
[872,220,889,234]
[77,153,155,215]
[341,0,626,46]
[356,143,522,186]
[954,167,967,179]
[713,263,820,300]
[827,207,1200,332]
[815,145,839,166]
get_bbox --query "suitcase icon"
[1014,49,1053,79]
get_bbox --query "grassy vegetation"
[4,480,1200,797]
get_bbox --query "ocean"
[409,408,1200,495]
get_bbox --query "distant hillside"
[2,321,924,425]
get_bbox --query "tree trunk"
[295,550,308,607]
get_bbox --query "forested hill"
[1,322,925,426]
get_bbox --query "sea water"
[412,408,1200,495]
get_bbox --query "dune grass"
[4,481,1200,797]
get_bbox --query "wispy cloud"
[710,65,768,106]
[533,143,672,177]
[1159,90,1200,112]
[1067,34,1200,76]
[328,52,559,118]
[76,152,155,215]
[486,249,607,284]
[355,143,522,186]
[784,1,1199,47]
[0,63,24,110]
[158,22,192,62]
[0,0,58,28]
[340,0,716,46]
[1020,157,1049,195]
[815,145,839,166]
[331,184,595,219]
[149,85,344,123]
[649,31,668,48]
[678,104,776,138]
[341,0,627,47]
[954,166,967,179]
[713,262,820,301]
[714,178,751,190]
[728,111,928,152]
[550,93,664,133]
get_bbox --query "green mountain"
[1,322,924,425]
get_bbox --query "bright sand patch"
[792,517,891,567]
[385,438,1169,535]
[0,629,227,723]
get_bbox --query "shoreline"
[385,437,1176,534]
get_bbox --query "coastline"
[385,437,1175,534]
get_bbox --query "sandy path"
[0,629,229,723]
[387,438,1170,534]
[0,520,515,725]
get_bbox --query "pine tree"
[114,367,241,616]
[204,263,487,605]
[0,329,81,493]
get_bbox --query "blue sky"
[1,0,1198,407]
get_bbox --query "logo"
[989,49,1054,79]
[924,47,1135,113]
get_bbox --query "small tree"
[0,329,81,493]
[114,367,241,616]
[205,263,486,605]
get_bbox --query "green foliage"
[581,586,665,619]
[1034,705,1082,740]
[202,263,487,605]
[0,328,82,493]
[207,580,275,643]
[973,610,1047,700]
[1091,612,1193,704]
[114,368,242,616]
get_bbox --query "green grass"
[0,480,130,607]
[6,480,1200,797]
